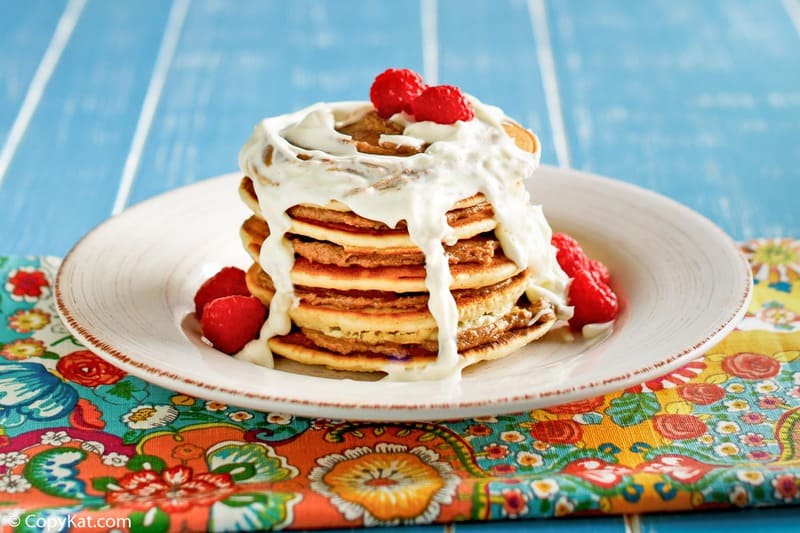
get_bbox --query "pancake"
[246,262,535,344]
[234,97,566,376]
[296,297,552,352]
[267,303,556,373]
[240,176,497,249]
[288,196,493,232]
[241,215,501,267]
[241,221,523,292]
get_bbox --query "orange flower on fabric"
[722,352,780,380]
[0,339,45,360]
[171,394,196,406]
[467,424,492,436]
[500,488,529,517]
[653,414,708,440]
[8,309,50,333]
[545,397,603,415]
[309,443,459,526]
[772,474,800,502]
[741,238,800,287]
[483,443,509,460]
[106,466,234,512]
[545,396,604,414]
[529,420,582,444]
[679,383,725,405]
[56,350,125,387]
[493,464,517,475]
[172,443,205,462]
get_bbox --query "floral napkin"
[0,239,799,531]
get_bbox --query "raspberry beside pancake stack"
[236,99,570,379]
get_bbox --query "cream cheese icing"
[236,95,571,380]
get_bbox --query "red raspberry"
[411,85,475,124]
[370,68,426,118]
[552,232,612,284]
[194,266,249,319]
[201,295,266,354]
[551,232,589,277]
[588,258,611,285]
[568,270,619,330]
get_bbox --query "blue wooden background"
[1,0,799,531]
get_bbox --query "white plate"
[55,167,752,421]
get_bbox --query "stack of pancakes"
[239,114,557,373]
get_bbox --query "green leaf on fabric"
[91,476,118,492]
[211,462,256,482]
[23,447,88,499]
[538,499,552,514]
[207,442,298,483]
[220,492,269,508]
[130,507,170,533]
[95,377,149,406]
[51,334,83,347]
[607,393,659,427]
[127,455,166,473]
[122,430,140,445]
[107,380,134,400]
[39,351,61,360]
[210,492,299,532]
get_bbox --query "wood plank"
[639,506,800,532]
[301,525,448,533]
[546,0,800,239]
[125,0,425,206]
[437,0,557,165]
[455,517,626,532]
[0,0,66,145]
[303,520,627,532]
[0,0,172,255]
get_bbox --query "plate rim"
[54,166,753,419]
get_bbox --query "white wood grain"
[527,0,571,168]
[112,0,190,215]
[422,0,440,84]
[624,514,641,533]
[0,0,85,188]
[781,0,800,36]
